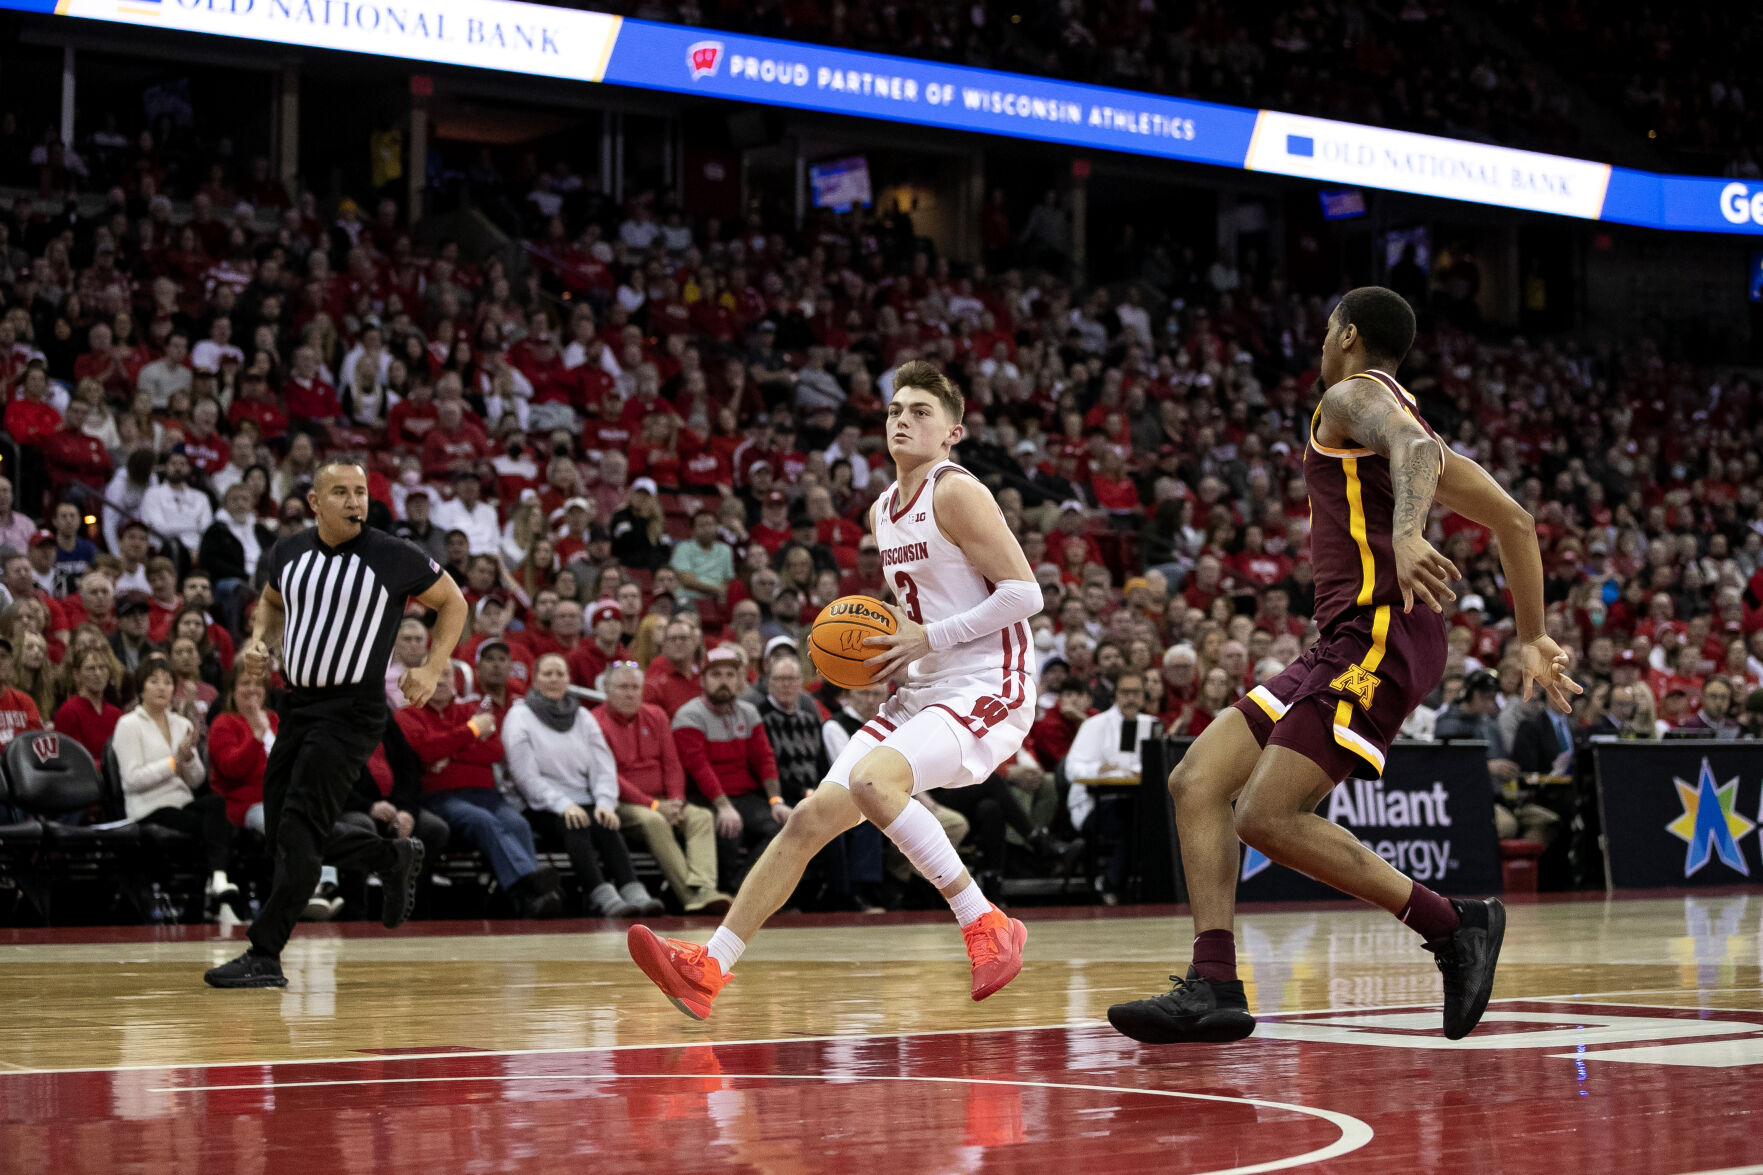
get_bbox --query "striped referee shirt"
[262,526,444,691]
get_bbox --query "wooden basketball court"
[1,892,1759,1173]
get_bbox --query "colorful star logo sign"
[1665,758,1755,877]
[1241,845,1272,882]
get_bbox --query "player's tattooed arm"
[1318,378,1441,541]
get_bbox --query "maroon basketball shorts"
[1230,603,1447,782]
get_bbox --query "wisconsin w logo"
[1329,665,1381,710]
[31,734,61,764]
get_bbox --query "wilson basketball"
[808,596,897,689]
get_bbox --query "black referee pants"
[249,689,399,958]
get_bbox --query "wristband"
[650,799,660,810]
[168,755,177,773]
[467,715,485,736]
[768,795,783,805]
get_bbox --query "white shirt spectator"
[139,481,214,552]
[113,706,206,821]
[1063,704,1157,829]
[114,563,151,596]
[619,215,661,251]
[136,356,193,410]
[502,700,621,814]
[430,495,500,556]
[338,342,393,389]
[1116,299,1152,348]
[824,436,870,490]
[189,338,245,374]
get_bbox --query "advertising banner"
[1594,742,1763,889]
[3,0,1761,235]
[1231,742,1501,901]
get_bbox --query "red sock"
[1399,882,1460,943]
[1190,930,1237,982]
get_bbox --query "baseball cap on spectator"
[758,320,777,332]
[764,634,797,661]
[1459,594,1486,612]
[1059,500,1085,513]
[475,638,509,661]
[116,592,151,618]
[1723,618,1744,634]
[764,490,788,507]
[630,477,659,496]
[1014,440,1038,456]
[748,458,773,478]
[1614,649,1639,666]
[1463,669,1499,697]
[1657,621,1689,642]
[30,530,54,548]
[1588,540,1609,555]
[586,601,623,628]
[858,535,878,552]
[475,591,511,617]
[705,644,745,667]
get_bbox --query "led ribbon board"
[7,0,1761,235]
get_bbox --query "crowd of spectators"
[1485,1,1762,178]
[555,0,1756,172]
[1,126,1762,922]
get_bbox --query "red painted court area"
[6,999,1760,1174]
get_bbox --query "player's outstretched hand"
[1393,535,1460,614]
[863,603,931,682]
[400,662,444,708]
[239,637,271,680]
[1521,636,1584,715]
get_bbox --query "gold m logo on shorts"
[1329,665,1381,711]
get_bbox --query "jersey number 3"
[893,571,923,624]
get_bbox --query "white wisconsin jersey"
[873,459,1032,690]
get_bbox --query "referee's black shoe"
[1426,897,1506,1040]
[1106,968,1256,1044]
[379,838,425,930]
[204,949,287,989]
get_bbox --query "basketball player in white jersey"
[629,360,1044,1019]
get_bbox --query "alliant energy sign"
[1237,742,1501,900]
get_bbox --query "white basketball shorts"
[823,671,1037,795]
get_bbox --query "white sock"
[319,866,338,887]
[947,879,992,928]
[706,926,745,974]
[880,801,966,890]
[210,870,231,893]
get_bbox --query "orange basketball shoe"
[963,908,1028,1001]
[628,925,731,1020]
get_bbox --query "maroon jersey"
[1305,369,1448,634]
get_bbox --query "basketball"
[808,595,897,688]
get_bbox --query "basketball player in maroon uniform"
[1109,287,1580,1043]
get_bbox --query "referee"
[205,458,468,989]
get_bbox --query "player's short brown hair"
[893,359,965,425]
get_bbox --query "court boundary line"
[5,991,1747,1078]
[141,1071,1375,1175]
